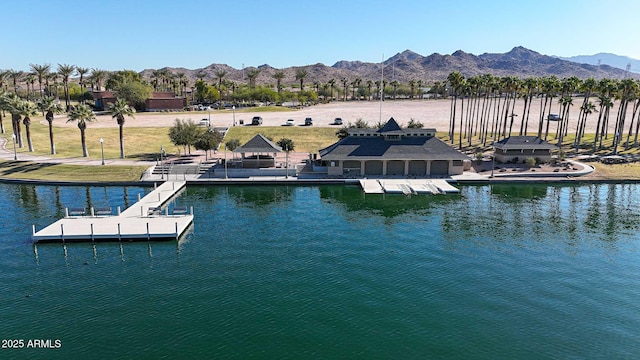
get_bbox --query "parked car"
[548,114,560,121]
[199,118,210,126]
[284,119,295,126]
[305,117,313,126]
[251,116,263,125]
[333,117,343,125]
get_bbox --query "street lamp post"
[232,105,236,126]
[99,138,105,165]
[11,134,17,160]
[285,150,289,179]
[207,106,211,127]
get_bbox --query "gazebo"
[492,136,558,163]
[233,134,282,168]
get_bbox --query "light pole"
[232,105,236,126]
[490,153,495,178]
[160,145,164,180]
[11,134,17,160]
[99,138,105,165]
[207,106,211,127]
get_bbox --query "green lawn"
[0,160,147,182]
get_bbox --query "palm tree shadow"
[0,161,57,175]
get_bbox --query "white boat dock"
[359,179,460,195]
[32,181,193,243]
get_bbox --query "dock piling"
[90,223,94,241]
[65,208,69,217]
[117,206,121,215]
[91,207,95,217]
[32,224,36,236]
[146,222,150,240]
[175,222,178,240]
[118,223,122,241]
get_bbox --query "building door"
[408,161,427,176]
[430,160,449,175]
[343,160,361,176]
[364,160,383,175]
[386,160,404,175]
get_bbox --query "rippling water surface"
[1,183,640,359]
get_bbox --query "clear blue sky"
[3,0,639,72]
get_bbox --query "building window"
[453,160,463,166]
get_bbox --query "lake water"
[1,183,640,359]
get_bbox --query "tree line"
[445,72,640,155]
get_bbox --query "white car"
[285,119,295,126]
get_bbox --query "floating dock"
[32,181,193,243]
[359,179,460,195]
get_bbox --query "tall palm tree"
[215,70,227,94]
[447,71,464,144]
[76,67,90,102]
[66,104,95,157]
[90,68,108,92]
[273,71,284,94]
[246,68,260,89]
[30,63,50,99]
[18,100,38,152]
[6,94,24,147]
[57,63,75,110]
[6,69,24,94]
[328,78,336,100]
[37,96,64,154]
[45,72,58,98]
[295,69,308,92]
[340,77,349,101]
[409,79,416,100]
[107,98,136,158]
[24,73,36,100]
[0,89,9,133]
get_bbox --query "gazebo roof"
[492,136,558,150]
[234,134,282,153]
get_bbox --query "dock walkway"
[360,179,460,194]
[32,181,193,243]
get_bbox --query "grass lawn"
[12,120,171,161]
[0,160,147,182]
[223,126,340,153]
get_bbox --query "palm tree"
[107,98,136,158]
[215,70,227,94]
[30,64,51,99]
[24,73,36,100]
[18,100,38,151]
[6,69,24,94]
[246,68,260,89]
[57,63,75,110]
[6,94,24,147]
[90,68,108,92]
[409,79,416,99]
[0,89,10,133]
[66,104,95,157]
[341,77,349,101]
[76,67,90,102]
[328,79,336,101]
[276,138,295,178]
[273,71,284,94]
[37,96,64,154]
[295,69,307,91]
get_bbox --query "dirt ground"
[48,98,624,134]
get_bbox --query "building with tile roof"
[492,136,558,163]
[318,118,469,177]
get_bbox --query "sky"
[2,0,640,72]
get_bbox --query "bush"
[524,157,536,167]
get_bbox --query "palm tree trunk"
[81,129,88,157]
[23,118,33,152]
[119,124,125,158]
[48,120,56,154]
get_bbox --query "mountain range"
[557,53,640,74]
[140,46,639,86]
